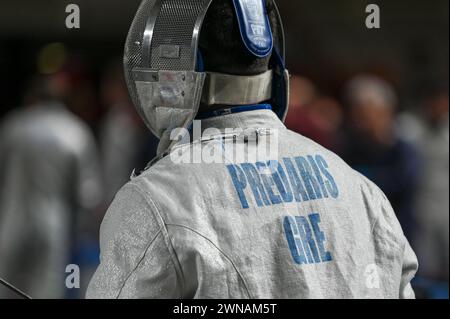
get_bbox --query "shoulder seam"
[125,182,187,296]
[116,229,162,299]
[166,223,254,299]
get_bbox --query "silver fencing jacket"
[87,109,418,299]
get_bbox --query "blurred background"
[0,0,448,299]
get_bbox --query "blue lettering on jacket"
[295,156,322,200]
[241,163,271,207]
[268,160,294,203]
[283,213,333,265]
[283,216,309,265]
[256,162,282,205]
[227,164,250,209]
[315,155,339,199]
[283,158,309,202]
[226,154,339,209]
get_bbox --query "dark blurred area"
[0,0,448,299]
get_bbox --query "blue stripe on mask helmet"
[232,0,274,58]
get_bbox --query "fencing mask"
[124,0,289,156]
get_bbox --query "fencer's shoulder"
[337,157,404,236]
[283,128,352,167]
[45,106,96,141]
[351,169,389,203]
[1,104,95,149]
[130,152,202,192]
[100,182,164,241]
[282,128,327,148]
[110,161,201,231]
[284,128,389,197]
[287,132,404,235]
[0,107,29,138]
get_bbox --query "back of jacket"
[87,109,418,299]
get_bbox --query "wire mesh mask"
[124,0,289,156]
[124,0,212,155]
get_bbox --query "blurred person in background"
[286,75,344,152]
[99,60,159,205]
[285,75,317,132]
[398,86,449,285]
[0,73,102,298]
[341,75,421,239]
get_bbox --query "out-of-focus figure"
[341,75,421,238]
[286,75,344,152]
[0,74,102,298]
[285,75,317,133]
[99,61,159,205]
[398,87,449,283]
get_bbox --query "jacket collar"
[156,109,286,157]
[200,109,286,134]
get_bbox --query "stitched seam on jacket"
[116,229,162,299]
[128,183,187,297]
[166,223,254,299]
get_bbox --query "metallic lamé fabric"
[87,110,417,299]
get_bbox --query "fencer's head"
[123,0,289,152]
[199,0,279,76]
